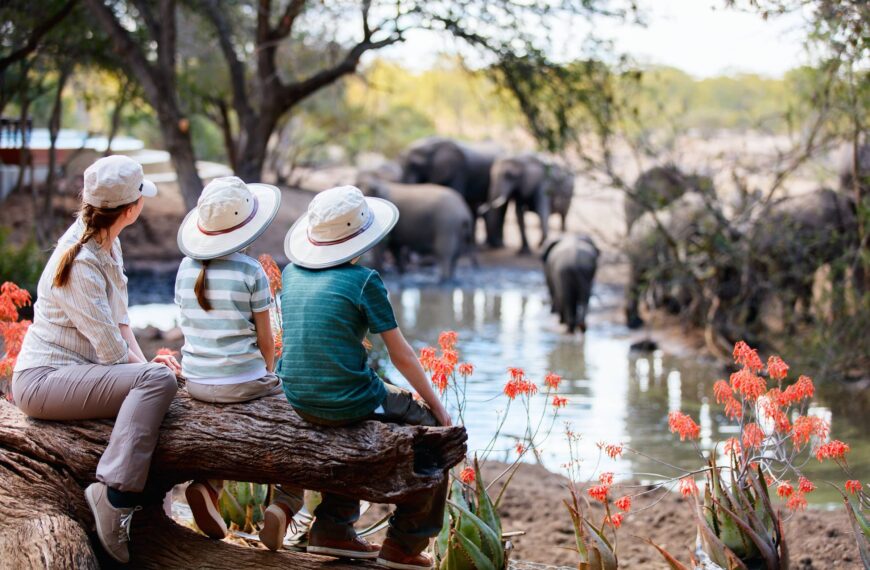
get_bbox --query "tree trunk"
[235,112,278,183]
[160,121,203,210]
[0,393,466,569]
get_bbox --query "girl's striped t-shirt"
[174,252,274,382]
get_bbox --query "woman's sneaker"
[376,539,434,570]
[185,481,227,539]
[259,503,294,551]
[84,482,142,564]
[307,533,380,559]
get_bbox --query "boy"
[278,186,451,570]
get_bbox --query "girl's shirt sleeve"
[360,271,398,334]
[249,263,275,313]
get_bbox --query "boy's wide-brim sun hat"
[178,176,281,260]
[284,185,398,269]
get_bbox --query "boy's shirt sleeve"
[249,263,275,313]
[360,271,398,334]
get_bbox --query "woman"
[11,155,181,564]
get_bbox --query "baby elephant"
[542,235,599,333]
[357,177,476,282]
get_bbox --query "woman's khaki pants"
[12,363,178,493]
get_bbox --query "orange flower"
[678,477,698,497]
[845,480,862,495]
[781,375,814,404]
[798,476,815,494]
[767,355,789,381]
[792,416,829,448]
[599,472,614,486]
[515,442,526,455]
[508,367,525,381]
[615,496,631,512]
[587,484,609,502]
[458,362,474,376]
[733,341,763,371]
[742,423,765,449]
[459,466,475,484]
[668,411,700,441]
[419,347,437,371]
[544,372,562,390]
[503,374,538,400]
[0,282,31,313]
[713,380,732,404]
[761,399,791,433]
[605,513,624,529]
[815,440,850,462]
[730,369,766,400]
[438,331,458,351]
[274,333,283,358]
[724,396,744,420]
[786,493,807,511]
[442,349,459,367]
[723,437,741,457]
[603,443,624,460]
[777,481,794,498]
[552,395,568,409]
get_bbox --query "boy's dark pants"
[295,382,448,555]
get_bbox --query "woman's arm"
[119,324,146,362]
[253,309,275,372]
[381,327,452,427]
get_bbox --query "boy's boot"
[376,538,434,570]
[185,480,227,539]
[85,482,142,564]
[259,502,295,551]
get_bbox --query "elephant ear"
[541,237,561,262]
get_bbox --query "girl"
[12,155,181,564]
[174,176,302,551]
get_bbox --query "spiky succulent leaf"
[454,528,498,570]
[474,457,503,539]
[642,537,693,570]
[218,486,246,527]
[843,497,870,569]
[448,500,504,569]
[435,509,451,563]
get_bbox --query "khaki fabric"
[186,373,283,403]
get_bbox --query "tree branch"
[272,0,307,39]
[0,0,79,73]
[199,0,254,125]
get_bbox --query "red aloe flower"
[668,411,700,441]
[845,480,862,495]
[459,466,475,485]
[615,496,631,512]
[678,477,698,497]
[767,355,789,381]
[544,372,562,390]
[777,481,794,498]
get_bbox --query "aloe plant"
[434,458,506,570]
[841,494,869,569]
[563,483,619,570]
[218,481,270,533]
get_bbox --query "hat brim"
[141,179,158,198]
[177,183,281,260]
[284,197,398,269]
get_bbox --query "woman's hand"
[152,353,182,376]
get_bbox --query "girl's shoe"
[307,534,380,559]
[259,503,294,551]
[185,481,227,539]
[376,539,434,570]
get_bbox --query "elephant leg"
[561,212,567,232]
[516,201,531,254]
[485,206,507,249]
[535,190,551,248]
[626,263,645,329]
[577,270,595,333]
[545,269,558,314]
[561,272,579,334]
[391,243,407,274]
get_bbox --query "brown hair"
[53,201,137,288]
[194,259,212,311]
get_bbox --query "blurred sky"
[372,0,810,78]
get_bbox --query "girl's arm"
[381,327,452,427]
[253,309,275,372]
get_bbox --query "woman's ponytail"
[53,238,88,288]
[194,259,212,311]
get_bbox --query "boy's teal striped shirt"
[174,253,273,379]
[277,263,397,421]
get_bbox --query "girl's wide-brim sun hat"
[284,185,398,269]
[178,176,281,260]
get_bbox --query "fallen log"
[0,392,467,569]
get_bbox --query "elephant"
[399,137,498,243]
[747,188,860,324]
[486,154,573,253]
[625,165,714,231]
[838,143,869,196]
[356,176,476,282]
[542,234,599,333]
[624,192,730,329]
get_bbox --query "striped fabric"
[15,219,130,371]
[174,253,274,381]
[277,263,397,421]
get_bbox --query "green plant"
[218,481,269,534]
[0,229,44,295]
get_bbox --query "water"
[128,266,868,506]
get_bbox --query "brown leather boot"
[376,538,433,570]
[185,480,227,539]
[307,532,380,559]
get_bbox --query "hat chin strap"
[308,211,374,246]
[197,196,259,235]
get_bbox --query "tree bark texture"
[0,393,467,569]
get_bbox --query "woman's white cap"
[177,176,281,260]
[284,185,398,269]
[83,155,158,208]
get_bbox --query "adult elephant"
[357,175,476,282]
[625,165,714,231]
[399,137,498,243]
[542,234,599,334]
[748,188,860,325]
[486,154,573,253]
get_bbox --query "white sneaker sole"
[375,557,433,570]
[84,484,128,564]
[307,545,380,559]
[185,484,227,539]
[259,508,287,551]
